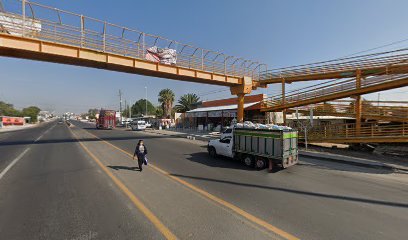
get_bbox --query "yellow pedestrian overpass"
[0,0,407,131]
[0,0,263,121]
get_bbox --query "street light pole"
[118,89,123,123]
[129,100,132,118]
[145,86,147,116]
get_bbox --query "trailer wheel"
[255,158,266,170]
[208,147,217,158]
[243,155,254,167]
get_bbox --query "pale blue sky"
[1,0,407,113]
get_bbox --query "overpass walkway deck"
[0,0,265,87]
[260,48,408,84]
[287,100,408,122]
[299,122,408,144]
[261,73,408,112]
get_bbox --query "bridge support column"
[230,76,253,123]
[355,95,362,135]
[282,78,287,125]
[355,69,362,136]
[237,93,245,123]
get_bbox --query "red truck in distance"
[96,109,116,129]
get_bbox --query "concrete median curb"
[145,129,211,142]
[299,151,408,172]
[0,123,39,133]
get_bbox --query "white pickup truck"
[207,127,298,170]
[131,120,147,131]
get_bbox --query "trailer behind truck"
[207,127,298,170]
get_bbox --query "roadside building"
[38,110,52,122]
[181,94,266,131]
[0,116,25,127]
[176,94,363,132]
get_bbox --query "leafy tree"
[174,93,200,113]
[0,101,21,116]
[22,106,41,123]
[131,99,156,117]
[88,108,99,119]
[0,101,41,122]
[158,88,175,118]
[80,113,89,119]
[122,108,130,119]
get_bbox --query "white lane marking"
[0,148,30,180]
[34,134,44,142]
[0,123,55,181]
[34,124,56,143]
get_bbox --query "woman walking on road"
[133,140,148,171]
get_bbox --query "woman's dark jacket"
[134,145,147,159]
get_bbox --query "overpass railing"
[299,122,408,142]
[259,48,408,81]
[0,0,266,80]
[289,101,408,122]
[261,73,408,109]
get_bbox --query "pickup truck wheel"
[208,147,217,158]
[255,158,266,170]
[243,156,254,167]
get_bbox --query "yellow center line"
[79,126,300,240]
[68,126,177,240]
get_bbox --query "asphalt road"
[0,121,162,240]
[0,121,407,240]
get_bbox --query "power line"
[267,37,408,72]
[339,38,408,58]
[118,89,123,122]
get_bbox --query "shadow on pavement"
[298,158,396,175]
[171,173,408,208]
[184,152,257,171]
[107,165,139,171]
[0,132,185,147]
[184,152,382,174]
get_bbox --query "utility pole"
[355,69,362,136]
[124,99,127,119]
[118,89,123,123]
[145,86,148,116]
[128,101,132,118]
[129,100,132,118]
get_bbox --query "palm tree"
[158,88,175,118]
[175,93,200,113]
[155,106,163,118]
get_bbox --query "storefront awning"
[186,102,258,113]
